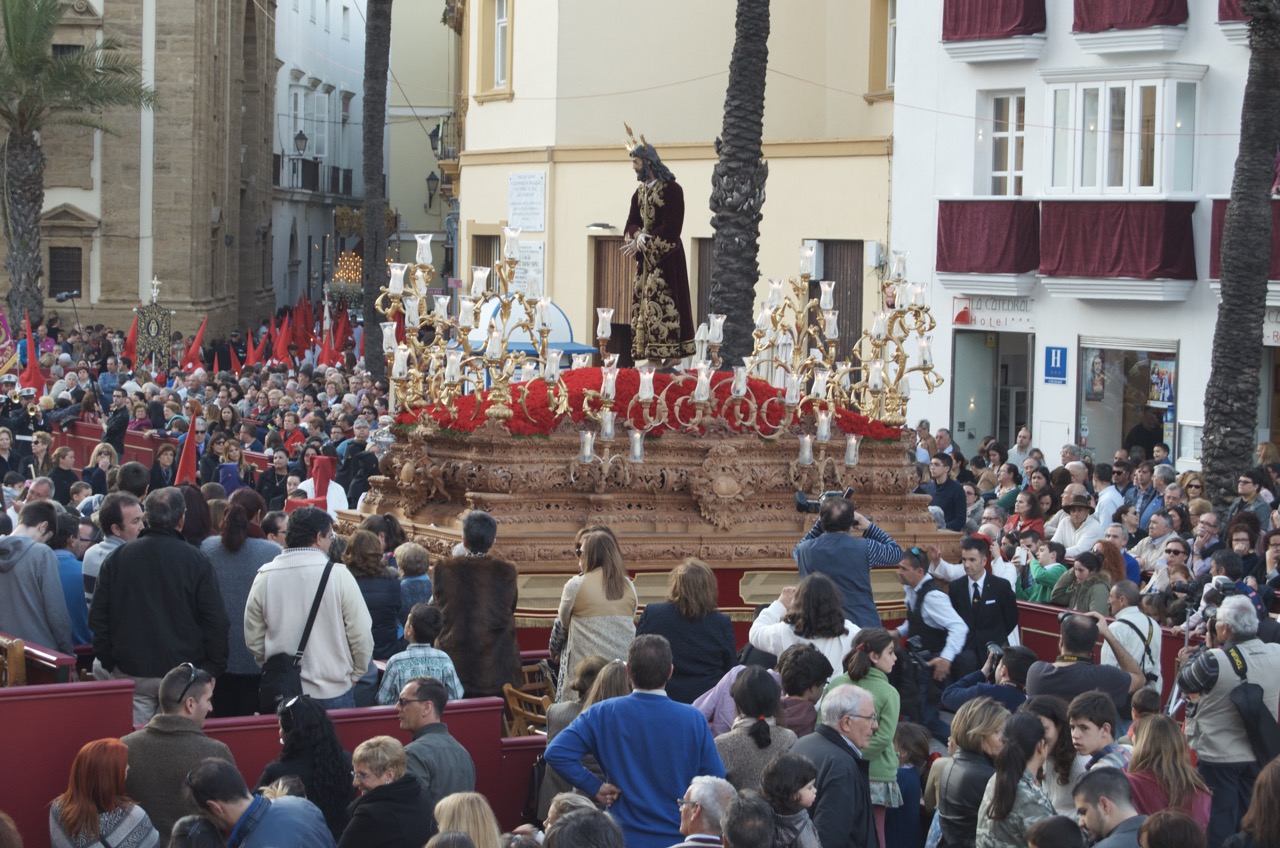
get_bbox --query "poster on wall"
[1083,348,1105,402]
[1149,359,1176,404]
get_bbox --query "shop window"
[1078,338,1178,463]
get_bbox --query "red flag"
[273,314,292,364]
[181,316,208,372]
[229,343,242,375]
[174,425,199,486]
[333,306,351,351]
[255,327,270,364]
[122,315,138,363]
[19,312,43,391]
[243,327,259,369]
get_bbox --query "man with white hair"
[788,684,876,848]
[671,776,737,848]
[1176,594,1280,847]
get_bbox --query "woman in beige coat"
[550,530,637,700]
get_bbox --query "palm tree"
[361,0,392,381]
[707,0,770,365]
[0,0,156,323]
[1202,1,1280,507]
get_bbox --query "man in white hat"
[1052,494,1104,559]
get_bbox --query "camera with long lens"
[986,642,1005,660]
[1169,582,1194,595]
[904,635,935,664]
[795,486,856,514]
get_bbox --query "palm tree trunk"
[708,0,770,365]
[1,133,47,324]
[1202,1,1280,508]
[361,0,393,381]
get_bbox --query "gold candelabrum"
[377,236,940,461]
[377,228,571,424]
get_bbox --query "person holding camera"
[941,643,1037,713]
[1175,594,1280,848]
[793,495,902,630]
[894,547,968,741]
[1103,580,1162,694]
[1025,612,1147,714]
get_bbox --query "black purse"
[258,557,335,714]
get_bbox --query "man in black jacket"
[948,535,1019,680]
[101,386,130,457]
[929,453,967,531]
[89,486,229,725]
[788,684,877,848]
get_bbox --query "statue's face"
[632,156,650,181]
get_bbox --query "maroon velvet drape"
[1219,0,1247,21]
[942,0,1047,41]
[1039,201,1197,280]
[936,200,1040,274]
[1073,0,1188,32]
[1209,198,1280,280]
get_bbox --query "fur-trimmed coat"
[433,553,522,697]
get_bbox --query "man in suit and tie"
[948,535,1019,680]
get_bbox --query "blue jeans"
[313,688,356,710]
[1199,759,1261,848]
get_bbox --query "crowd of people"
[0,314,1278,848]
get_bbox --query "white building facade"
[271,0,369,308]
[892,0,1251,468]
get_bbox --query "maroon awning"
[1039,200,1197,280]
[936,200,1040,274]
[1209,198,1280,281]
[1073,0,1188,32]
[1219,0,1248,21]
[942,0,1047,41]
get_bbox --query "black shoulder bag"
[258,557,335,714]
[1223,645,1280,762]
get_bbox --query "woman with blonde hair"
[49,738,159,847]
[435,792,503,848]
[219,439,257,492]
[20,430,54,479]
[1177,471,1206,502]
[340,735,434,848]
[635,557,736,702]
[550,530,637,700]
[50,445,80,505]
[82,442,119,496]
[936,697,1010,848]
[1125,714,1211,829]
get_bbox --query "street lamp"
[428,123,441,157]
[426,171,440,209]
[294,130,309,156]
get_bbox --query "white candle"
[785,373,801,405]
[601,366,618,399]
[816,409,832,442]
[445,349,463,383]
[596,308,614,339]
[797,434,814,466]
[600,410,615,441]
[896,282,911,311]
[638,364,656,400]
[776,330,795,368]
[579,430,595,463]
[470,267,490,297]
[392,345,409,378]
[534,297,550,330]
[799,245,815,277]
[823,310,839,341]
[819,279,835,310]
[872,311,888,340]
[629,430,645,463]
[918,334,934,368]
[845,433,862,466]
[414,268,428,295]
[518,362,534,383]
[502,227,522,261]
[755,307,770,331]
[403,296,420,328]
[838,361,852,391]
[910,283,925,307]
[812,368,830,399]
[572,353,592,370]
[602,353,619,369]
[731,365,748,398]
[694,362,712,402]
[389,263,408,295]
[525,271,542,301]
[381,322,398,353]
[415,233,434,265]
[890,251,906,281]
[708,314,726,345]
[485,325,503,358]
[434,295,451,319]
[544,349,563,381]
[458,297,475,329]
[868,359,884,392]
[767,278,785,309]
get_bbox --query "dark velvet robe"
[624,179,696,360]
[432,553,522,697]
